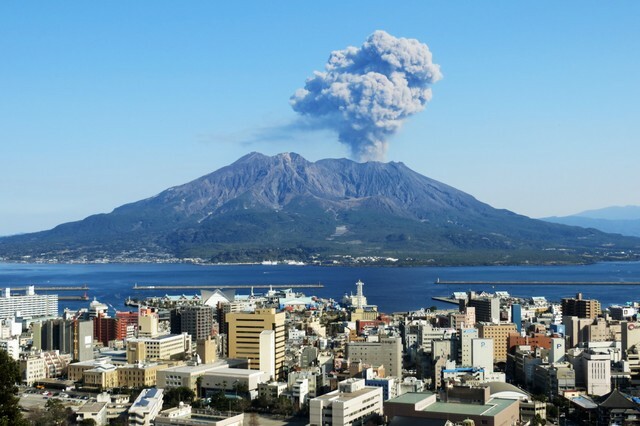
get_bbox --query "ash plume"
[290,30,442,161]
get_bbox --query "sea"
[1,261,640,314]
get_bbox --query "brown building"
[562,293,601,319]
[508,333,552,353]
[479,323,517,363]
[93,315,118,347]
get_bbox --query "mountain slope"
[2,152,639,265]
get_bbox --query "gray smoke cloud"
[290,30,442,161]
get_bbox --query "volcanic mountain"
[2,152,639,265]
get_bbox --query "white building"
[200,368,268,399]
[459,328,479,366]
[293,378,309,408]
[129,388,164,426]
[127,333,191,363]
[157,361,230,394]
[0,317,23,338]
[472,338,494,373]
[583,351,611,396]
[0,287,57,319]
[0,337,20,360]
[309,378,383,426]
[76,402,108,426]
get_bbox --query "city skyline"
[2,2,639,235]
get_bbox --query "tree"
[163,386,196,410]
[0,350,27,426]
[78,419,97,426]
[531,414,547,426]
[30,399,72,426]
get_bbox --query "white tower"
[355,280,365,309]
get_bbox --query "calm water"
[1,262,639,314]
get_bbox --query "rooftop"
[161,361,227,374]
[77,402,107,413]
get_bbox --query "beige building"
[118,362,166,389]
[157,361,230,394]
[226,308,285,378]
[68,358,114,382]
[478,323,517,363]
[127,333,191,363]
[69,357,168,390]
[19,353,47,385]
[346,337,403,377]
[309,379,383,426]
[84,364,119,390]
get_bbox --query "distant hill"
[543,206,640,238]
[1,152,639,265]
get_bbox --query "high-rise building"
[33,318,93,361]
[465,297,500,323]
[0,287,58,319]
[511,304,522,333]
[459,328,479,367]
[561,293,601,319]
[93,314,118,347]
[226,308,285,378]
[179,305,213,341]
[478,323,517,363]
[138,307,160,338]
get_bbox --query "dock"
[132,283,324,290]
[435,280,640,286]
[10,285,90,291]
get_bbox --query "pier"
[435,280,640,286]
[132,283,324,290]
[9,285,90,292]
[58,295,90,301]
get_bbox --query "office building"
[511,304,522,333]
[466,296,500,323]
[126,333,191,363]
[33,318,94,361]
[226,308,285,378]
[479,323,517,363]
[346,337,403,377]
[309,378,383,426]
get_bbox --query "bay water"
[1,262,639,314]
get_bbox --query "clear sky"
[2,2,639,236]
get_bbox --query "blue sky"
[1,2,639,235]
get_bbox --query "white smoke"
[290,30,442,161]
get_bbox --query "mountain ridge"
[1,152,639,265]
[543,205,640,238]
